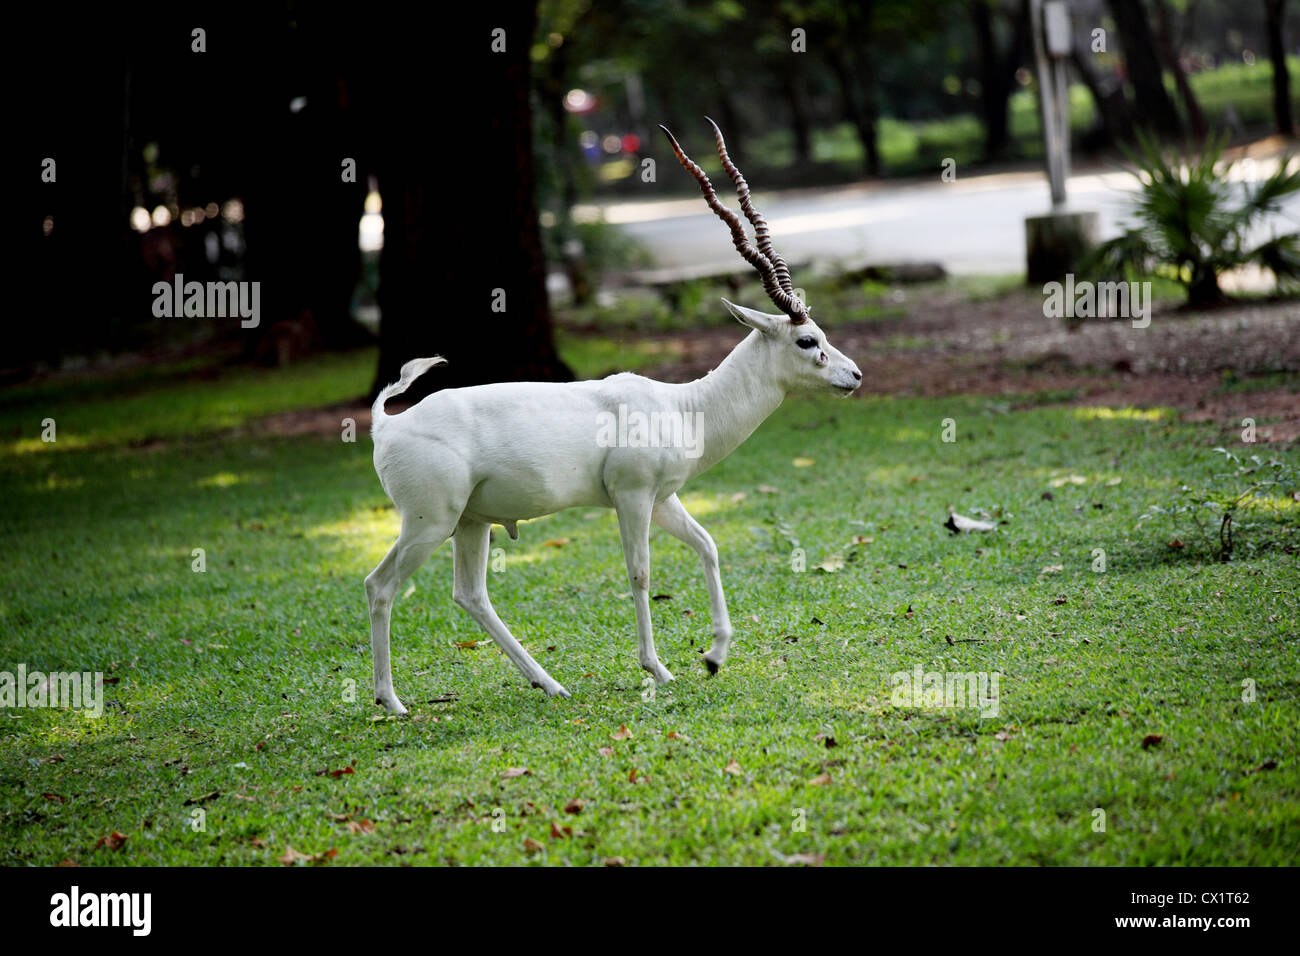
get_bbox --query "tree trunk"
[1108,0,1182,137]
[827,44,879,176]
[1265,0,1295,137]
[1070,44,1134,146]
[846,0,881,175]
[782,69,814,169]
[363,4,572,402]
[1152,0,1207,140]
[969,0,1030,161]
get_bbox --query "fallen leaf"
[502,767,530,778]
[807,772,832,786]
[730,492,747,502]
[604,856,626,867]
[1049,474,1087,487]
[667,731,690,741]
[94,831,127,852]
[757,485,780,494]
[183,790,221,806]
[651,593,672,601]
[723,760,742,775]
[597,746,614,757]
[1040,565,1064,574]
[1246,761,1278,775]
[1168,539,1184,549]
[610,724,633,740]
[945,512,996,534]
[792,457,815,468]
[994,732,1011,741]
[813,553,845,573]
[1142,734,1164,749]
[549,822,572,839]
[42,792,66,803]
[454,640,486,649]
[1105,476,1122,486]
[850,535,874,545]
[278,846,313,865]
[543,538,571,548]
[563,798,585,814]
[783,853,825,866]
[347,819,376,834]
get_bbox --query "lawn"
[1,348,1296,865]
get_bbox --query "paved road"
[576,156,1300,284]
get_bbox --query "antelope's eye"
[795,336,817,349]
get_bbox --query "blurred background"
[17,0,1300,406]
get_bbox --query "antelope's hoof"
[536,681,571,699]
[704,657,720,675]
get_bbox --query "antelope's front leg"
[614,494,674,683]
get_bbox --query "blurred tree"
[1108,0,1183,136]
[363,4,572,400]
[1152,0,1208,140]
[1264,0,1295,136]
[819,0,883,174]
[968,0,1030,160]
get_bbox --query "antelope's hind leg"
[365,514,456,714]
[452,520,569,698]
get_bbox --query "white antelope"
[366,120,861,713]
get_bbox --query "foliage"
[1085,131,1300,305]
[1139,446,1300,560]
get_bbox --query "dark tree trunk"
[782,69,814,169]
[845,0,881,176]
[363,4,571,402]
[1108,0,1182,137]
[1071,43,1135,146]
[969,0,1030,161]
[1152,0,1207,140]
[715,83,746,161]
[827,44,879,176]
[1265,0,1295,136]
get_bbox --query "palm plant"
[1086,132,1300,306]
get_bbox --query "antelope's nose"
[852,369,862,381]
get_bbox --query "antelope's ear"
[721,298,783,336]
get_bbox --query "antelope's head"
[661,119,862,397]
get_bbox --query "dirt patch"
[239,290,1299,445]
[638,288,1300,443]
[243,401,373,439]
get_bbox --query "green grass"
[1,351,1296,865]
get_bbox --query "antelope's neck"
[680,330,786,475]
